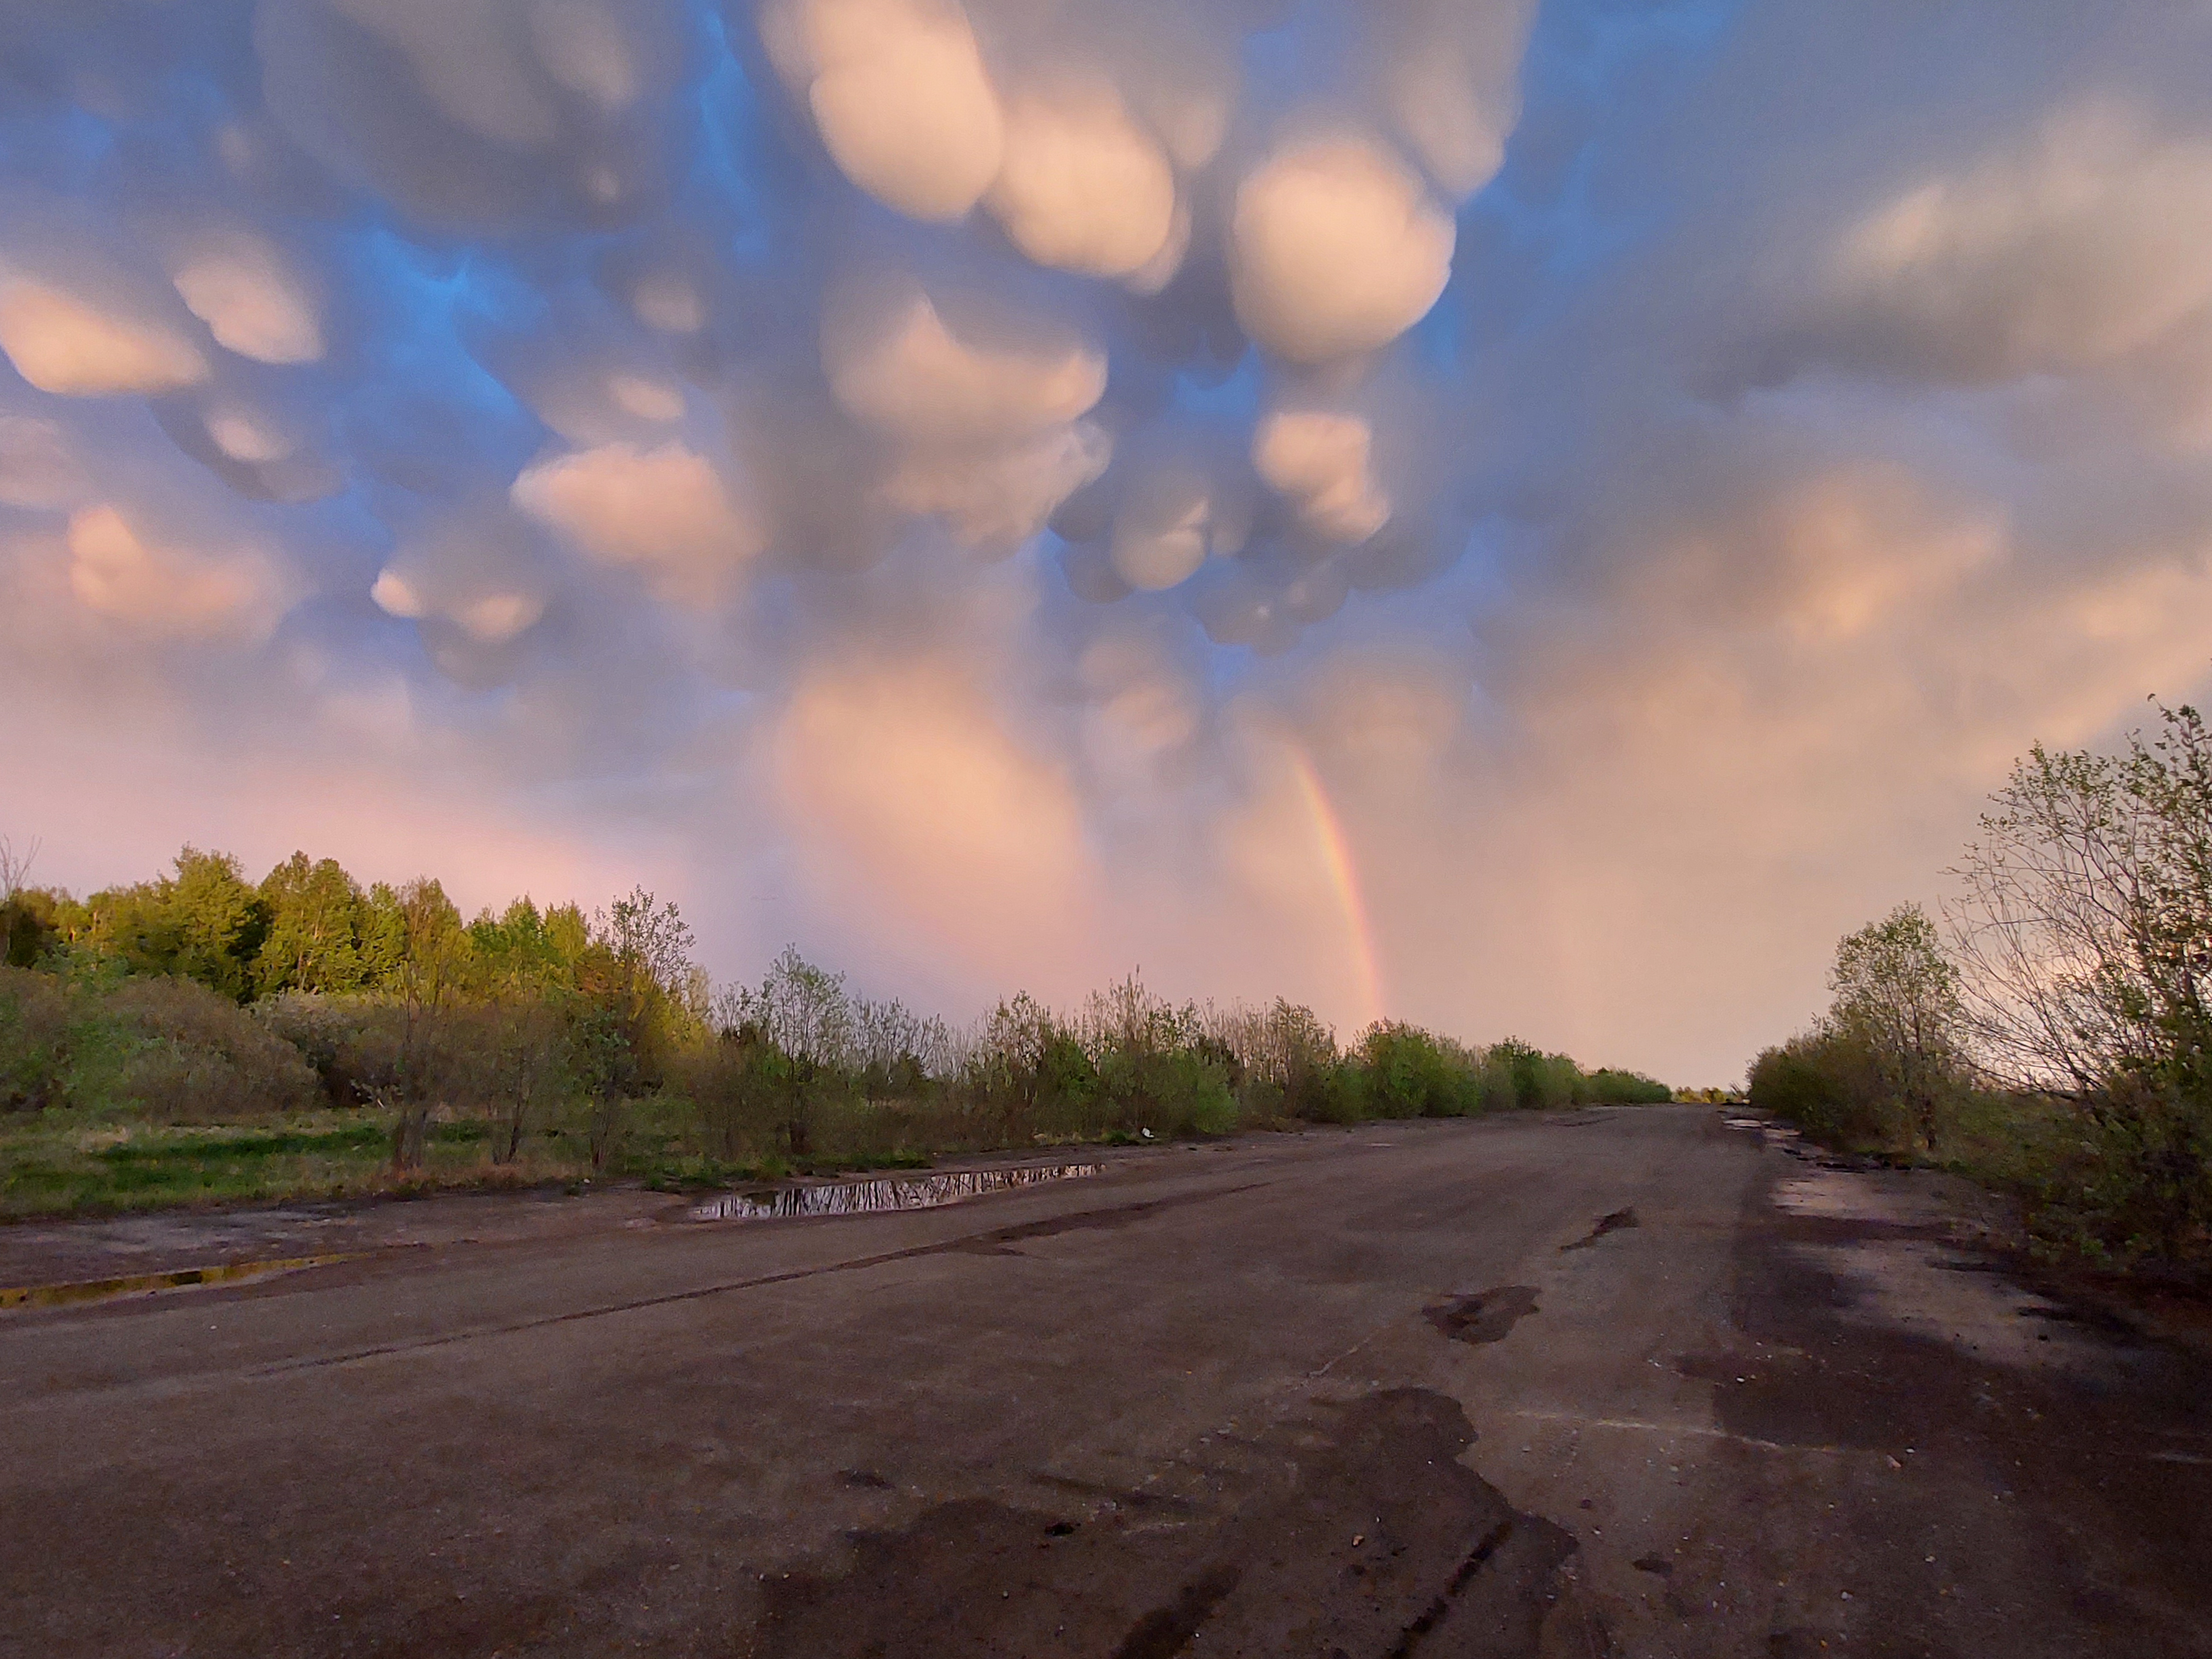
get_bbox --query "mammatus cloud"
[65,505,292,641]
[0,281,208,398]
[1229,136,1458,364]
[1,0,2210,1083]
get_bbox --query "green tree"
[1360,1022,1484,1117]
[254,853,370,995]
[1829,903,1965,1151]
[90,848,270,1000]
[0,837,59,968]
[1951,697,2212,1258]
[468,897,571,994]
[361,877,470,1170]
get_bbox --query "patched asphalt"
[1,1107,2207,1656]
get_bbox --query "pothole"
[688,1163,1105,1223]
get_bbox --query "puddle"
[688,1163,1104,1223]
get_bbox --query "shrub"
[1359,1022,1484,1117]
[0,969,322,1120]
[679,1031,802,1161]
[1746,1029,1905,1150]
[0,965,74,1110]
[100,976,321,1119]
[1092,1047,1238,1138]
[1585,1068,1672,1105]
[1489,1039,1586,1111]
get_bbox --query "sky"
[3,0,2211,1086]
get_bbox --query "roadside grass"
[0,1111,586,1219]
[2,1076,1655,1223]
[1755,1083,2202,1275]
[1,1101,952,1220]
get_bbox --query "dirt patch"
[1423,1286,1542,1345]
[753,1389,1586,1659]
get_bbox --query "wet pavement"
[1,1108,2207,1656]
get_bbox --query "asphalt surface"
[3,1106,2208,1657]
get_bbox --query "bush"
[1092,1048,1238,1138]
[1358,1022,1486,1117]
[0,968,321,1120]
[1586,1069,1672,1105]
[0,965,74,1110]
[679,1032,803,1161]
[2017,1078,2212,1270]
[1746,1030,1906,1150]
[99,976,321,1119]
[1491,1040,1584,1111]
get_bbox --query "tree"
[365,878,469,1171]
[472,997,572,1165]
[1950,705,2212,1093]
[0,836,58,968]
[1829,903,1965,1150]
[89,848,270,999]
[598,888,696,1005]
[849,995,943,1101]
[255,853,370,996]
[1948,698,2212,1257]
[711,947,861,1155]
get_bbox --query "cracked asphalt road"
[2,1106,2207,1656]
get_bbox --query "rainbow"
[1284,744,1388,1034]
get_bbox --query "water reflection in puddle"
[688,1162,1104,1223]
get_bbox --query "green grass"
[0,1111,572,1219]
[0,1107,954,1219]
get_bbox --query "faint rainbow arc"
[1283,745,1388,1033]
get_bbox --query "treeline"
[1,842,1668,1178]
[1750,694,2212,1275]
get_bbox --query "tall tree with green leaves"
[369,877,470,1170]
[1828,903,1964,1151]
[255,853,370,995]
[91,848,270,1000]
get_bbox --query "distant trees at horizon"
[1,837,1673,1175]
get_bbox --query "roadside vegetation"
[1751,692,2212,1281]
[0,840,1668,1220]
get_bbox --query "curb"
[0,1253,359,1312]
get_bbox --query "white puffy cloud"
[1107,455,1247,590]
[370,499,552,645]
[882,419,1111,552]
[985,78,1179,280]
[1228,134,1457,362]
[65,506,289,642]
[822,268,1107,444]
[761,0,1005,221]
[1252,407,1391,544]
[1373,0,1535,199]
[0,280,208,396]
[168,233,323,365]
[204,405,295,465]
[512,440,764,603]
